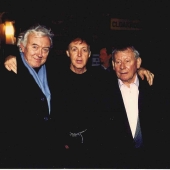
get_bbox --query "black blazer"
[93,72,163,168]
[0,50,60,168]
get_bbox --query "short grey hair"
[17,25,54,51]
[112,45,140,61]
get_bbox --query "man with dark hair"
[3,32,155,168]
[99,45,113,72]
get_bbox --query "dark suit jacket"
[0,50,63,168]
[93,72,163,168]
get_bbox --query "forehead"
[100,48,107,54]
[27,33,51,45]
[69,40,88,48]
[115,48,134,58]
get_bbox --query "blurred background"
[0,0,169,72]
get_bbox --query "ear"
[137,57,142,69]
[20,43,25,52]
[89,51,91,58]
[66,50,70,57]
[112,60,115,70]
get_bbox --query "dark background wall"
[0,0,170,73]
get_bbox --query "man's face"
[66,39,91,73]
[20,33,51,68]
[112,48,141,85]
[99,48,110,64]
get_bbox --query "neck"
[33,67,41,73]
[102,62,110,69]
[121,74,138,88]
[70,65,87,74]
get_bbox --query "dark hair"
[99,44,113,55]
[64,29,92,50]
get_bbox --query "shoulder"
[138,76,153,89]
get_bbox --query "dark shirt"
[51,67,104,168]
[100,64,113,72]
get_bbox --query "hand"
[137,67,154,86]
[4,55,17,74]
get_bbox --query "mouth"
[76,60,83,64]
[34,56,42,60]
[120,72,127,75]
[34,57,42,62]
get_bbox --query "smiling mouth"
[34,57,42,61]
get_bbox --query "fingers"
[11,66,17,74]
[4,56,17,74]
[149,72,154,86]
[138,68,154,86]
[137,68,144,80]
[146,70,154,86]
[139,73,144,80]
[146,70,150,84]
[4,64,12,71]
[4,63,17,74]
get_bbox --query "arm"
[4,55,17,74]
[137,67,154,86]
[5,55,154,85]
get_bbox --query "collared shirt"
[101,64,112,72]
[118,75,139,138]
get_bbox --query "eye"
[71,47,77,51]
[115,61,120,64]
[83,48,88,52]
[32,45,38,50]
[42,48,50,53]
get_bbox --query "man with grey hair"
[2,32,155,168]
[94,44,161,168]
[0,25,63,168]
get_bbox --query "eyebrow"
[31,43,50,48]
[70,46,88,49]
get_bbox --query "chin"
[75,65,85,69]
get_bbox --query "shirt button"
[41,97,45,101]
[44,116,48,121]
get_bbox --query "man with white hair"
[0,25,64,168]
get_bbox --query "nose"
[120,62,125,69]
[77,50,82,57]
[37,48,43,57]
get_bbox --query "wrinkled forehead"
[114,50,136,61]
[27,33,51,43]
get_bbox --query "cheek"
[114,67,119,73]
[28,50,36,56]
[43,53,49,59]
[70,54,76,60]
[42,57,48,62]
[128,65,137,73]
[43,54,48,59]
[83,58,89,64]
[69,57,75,63]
